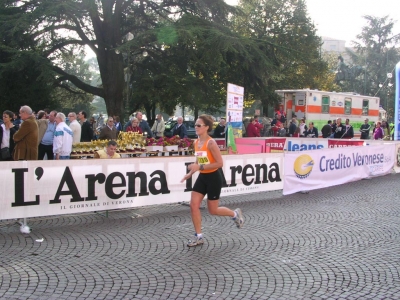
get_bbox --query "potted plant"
[163,136,179,152]
[145,137,164,152]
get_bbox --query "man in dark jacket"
[321,120,332,138]
[333,118,346,139]
[288,118,297,137]
[360,118,371,139]
[172,116,188,138]
[213,118,226,138]
[342,119,354,139]
[304,122,318,138]
[136,111,153,137]
[78,111,94,142]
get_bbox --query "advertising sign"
[227,83,244,138]
[283,145,395,195]
[0,154,284,220]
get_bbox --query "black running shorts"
[193,169,223,200]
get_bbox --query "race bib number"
[195,151,210,164]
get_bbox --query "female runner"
[181,114,244,247]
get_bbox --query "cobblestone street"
[1,173,400,299]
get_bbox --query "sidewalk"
[1,174,400,299]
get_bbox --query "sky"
[225,0,400,46]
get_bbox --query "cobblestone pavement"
[1,173,400,300]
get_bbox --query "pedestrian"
[304,122,318,138]
[37,110,57,160]
[172,116,188,138]
[321,120,332,138]
[54,113,73,160]
[342,118,354,139]
[360,118,371,140]
[246,118,260,137]
[181,114,244,247]
[13,105,39,160]
[1,110,18,161]
[373,121,384,140]
[136,111,153,137]
[125,117,143,134]
[288,118,297,137]
[213,117,226,139]
[77,111,94,142]
[298,119,307,137]
[99,117,118,140]
[151,114,166,138]
[68,112,81,144]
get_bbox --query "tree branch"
[53,65,104,97]
[43,40,87,57]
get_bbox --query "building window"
[344,98,352,115]
[322,96,330,113]
[362,99,369,115]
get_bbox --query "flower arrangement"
[178,137,193,149]
[146,136,194,148]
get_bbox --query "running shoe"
[233,208,244,228]
[187,234,204,247]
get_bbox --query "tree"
[348,15,400,115]
[0,0,239,119]
[232,0,327,113]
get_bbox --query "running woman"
[181,114,244,247]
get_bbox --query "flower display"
[146,136,194,148]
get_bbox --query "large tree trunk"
[97,51,125,118]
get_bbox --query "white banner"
[0,153,284,220]
[283,145,395,195]
[394,143,400,173]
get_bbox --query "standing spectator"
[97,113,105,128]
[68,112,81,144]
[321,120,333,138]
[13,105,39,160]
[1,110,18,161]
[298,119,307,137]
[277,123,286,137]
[125,117,143,133]
[342,119,354,139]
[360,118,371,140]
[333,118,346,138]
[382,121,391,140]
[253,115,263,136]
[94,140,121,159]
[246,118,260,137]
[293,127,301,137]
[136,111,153,137]
[114,116,122,137]
[288,118,297,137]
[78,111,93,142]
[271,114,282,136]
[53,113,73,160]
[373,122,384,140]
[172,116,188,138]
[213,117,226,139]
[260,114,271,137]
[37,110,57,160]
[304,122,318,138]
[13,112,22,127]
[151,114,165,138]
[99,117,118,140]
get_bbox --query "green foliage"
[347,15,400,120]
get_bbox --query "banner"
[394,143,400,173]
[0,153,284,220]
[226,83,244,138]
[283,144,395,195]
[265,137,364,152]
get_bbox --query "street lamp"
[125,33,134,114]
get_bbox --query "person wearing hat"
[360,118,371,140]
